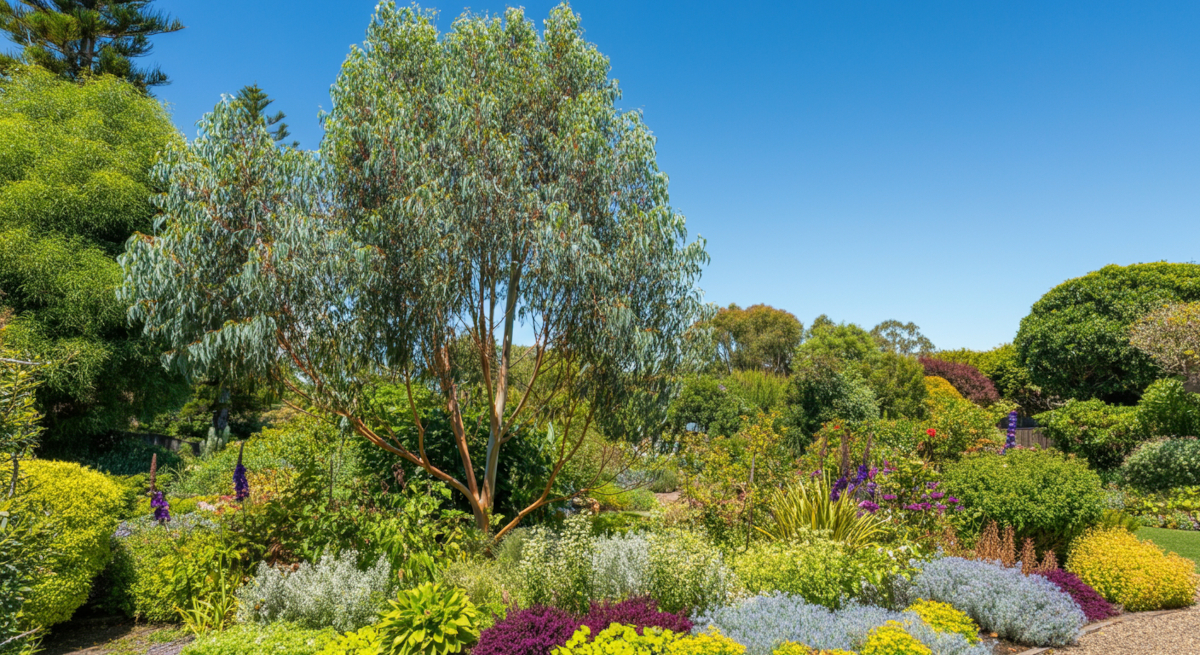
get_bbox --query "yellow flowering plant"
[860,622,931,655]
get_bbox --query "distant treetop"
[0,0,183,90]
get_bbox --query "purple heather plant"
[234,441,249,501]
[580,597,693,637]
[473,605,580,655]
[1035,569,1119,623]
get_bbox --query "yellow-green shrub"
[667,627,745,655]
[553,624,683,654]
[1067,527,1198,611]
[772,643,856,655]
[860,621,931,655]
[924,377,962,402]
[12,460,125,627]
[905,599,978,644]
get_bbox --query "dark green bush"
[1035,399,1142,470]
[1014,262,1200,404]
[665,375,747,438]
[782,356,878,442]
[943,449,1104,552]
[1122,438,1200,491]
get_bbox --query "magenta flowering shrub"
[580,597,693,636]
[1035,569,1118,623]
[474,598,692,655]
[472,605,580,655]
[919,358,1000,406]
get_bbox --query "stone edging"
[1010,608,1191,655]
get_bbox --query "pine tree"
[234,83,299,148]
[0,0,183,90]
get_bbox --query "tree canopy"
[1129,302,1200,393]
[871,319,935,356]
[0,0,183,90]
[1015,263,1200,404]
[707,303,802,375]
[0,67,187,440]
[233,83,297,147]
[120,3,708,536]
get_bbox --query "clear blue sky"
[135,2,1200,349]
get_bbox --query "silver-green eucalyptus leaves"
[120,2,708,536]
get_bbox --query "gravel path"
[1044,602,1200,655]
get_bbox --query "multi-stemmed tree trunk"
[120,3,708,537]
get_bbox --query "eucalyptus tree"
[120,3,708,536]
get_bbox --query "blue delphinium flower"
[1004,410,1018,453]
[234,441,249,501]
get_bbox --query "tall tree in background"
[708,303,802,375]
[233,83,298,148]
[871,319,935,356]
[120,4,708,536]
[0,0,182,90]
[0,68,188,442]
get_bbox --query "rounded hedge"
[943,450,1103,553]
[1068,527,1198,611]
[1122,437,1200,491]
[1014,262,1200,404]
[13,460,125,627]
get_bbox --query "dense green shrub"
[1014,262,1200,404]
[666,375,748,438]
[943,450,1104,552]
[180,622,336,655]
[1122,438,1200,491]
[732,536,904,609]
[100,513,242,622]
[866,353,928,420]
[12,459,125,627]
[783,357,879,441]
[919,394,1006,461]
[1035,399,1142,470]
[1136,378,1200,437]
[725,369,789,413]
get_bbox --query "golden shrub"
[1067,527,1198,612]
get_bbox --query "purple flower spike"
[234,441,250,501]
[151,490,170,523]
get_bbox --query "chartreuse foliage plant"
[377,582,479,655]
[120,2,707,539]
[0,67,189,441]
[860,621,931,655]
[180,622,337,655]
[904,601,978,645]
[1067,527,1198,611]
[732,536,905,610]
[666,628,745,655]
[553,624,683,655]
[12,459,124,627]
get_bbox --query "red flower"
[926,428,937,437]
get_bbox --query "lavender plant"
[693,593,989,655]
[903,557,1083,646]
[235,550,393,632]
